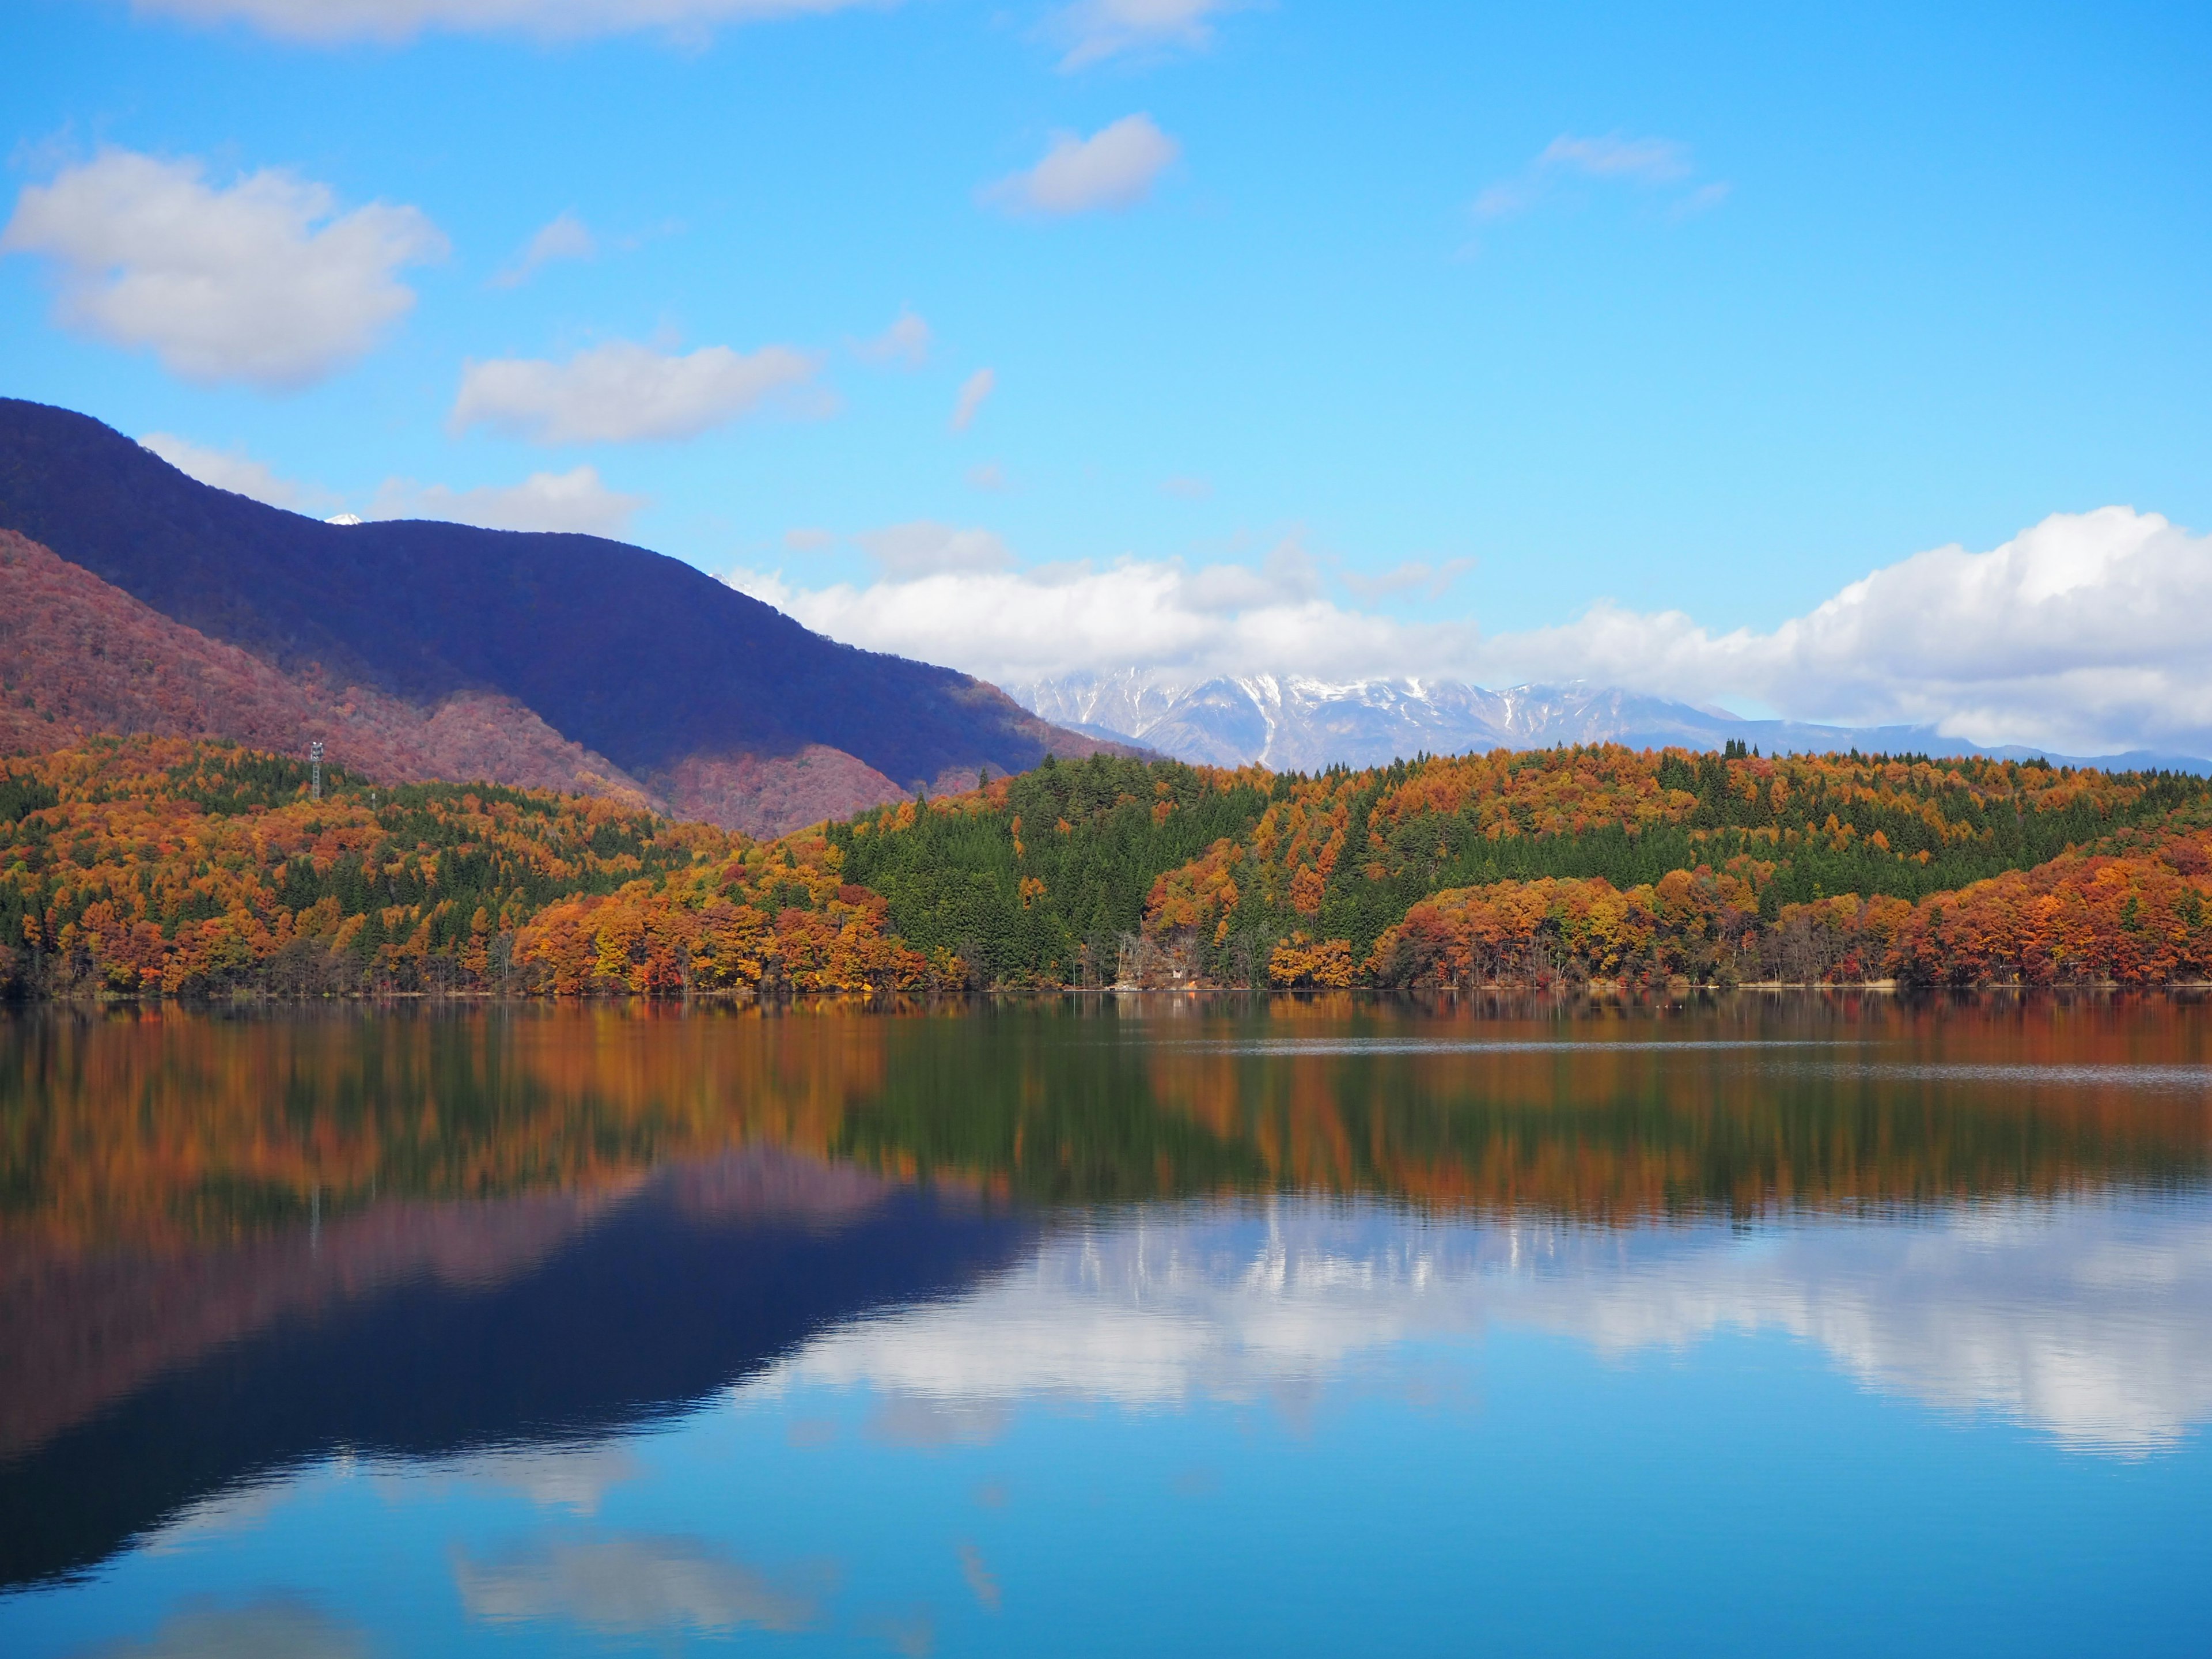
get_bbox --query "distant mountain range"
[0,399,1123,835]
[1014,671,2212,775]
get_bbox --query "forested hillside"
[830,744,2212,986]
[3,738,2209,998]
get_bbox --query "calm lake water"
[2,994,2210,1656]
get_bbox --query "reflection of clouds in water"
[866,1395,1009,1449]
[415,1442,642,1514]
[752,1199,2212,1453]
[143,1478,295,1551]
[1563,1203,2212,1453]
[860,1604,935,1657]
[958,1540,1002,1612]
[454,1535,824,1634]
[67,1597,365,1658]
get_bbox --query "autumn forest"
[2,734,2210,1000]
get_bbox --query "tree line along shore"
[2,736,2208,1001]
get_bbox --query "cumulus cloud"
[491,209,595,287]
[455,1535,820,1634]
[451,339,823,444]
[368,465,648,536]
[982,114,1178,215]
[949,366,995,431]
[130,0,877,44]
[728,507,2212,757]
[1,149,445,390]
[729,532,1437,689]
[139,431,329,512]
[1050,0,1236,68]
[851,306,930,368]
[1486,507,2212,757]
[1473,130,1712,224]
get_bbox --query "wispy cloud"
[1338,556,1476,602]
[851,305,931,368]
[130,0,885,46]
[982,114,1179,216]
[855,521,1014,578]
[1048,0,1238,69]
[490,209,595,288]
[949,366,996,431]
[3,149,445,390]
[1472,131,1719,226]
[139,431,333,512]
[368,465,648,536]
[451,339,825,444]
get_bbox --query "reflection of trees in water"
[1,998,2206,1252]
[834,995,2212,1217]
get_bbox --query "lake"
[2,994,2209,1656]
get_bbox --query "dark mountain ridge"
[0,399,1105,821]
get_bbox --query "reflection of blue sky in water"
[756,1198,2212,1454]
[12,1195,2212,1659]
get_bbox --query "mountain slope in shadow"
[0,399,1119,832]
[0,1148,1039,1591]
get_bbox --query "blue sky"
[5,1,2210,749]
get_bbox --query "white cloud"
[966,461,1008,491]
[949,366,995,431]
[729,532,1433,688]
[1050,0,1236,69]
[369,465,649,536]
[784,526,836,552]
[727,507,2212,757]
[856,521,1014,578]
[451,339,823,444]
[851,306,930,368]
[1160,474,1211,500]
[491,209,596,288]
[139,431,327,511]
[982,114,1179,216]
[1473,130,1713,225]
[1487,507,2212,757]
[129,0,880,44]
[1,149,445,390]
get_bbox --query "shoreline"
[6,979,2211,1010]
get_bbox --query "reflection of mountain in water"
[3,1001,2209,1588]
[0,1149,1037,1591]
[766,1199,2212,1454]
